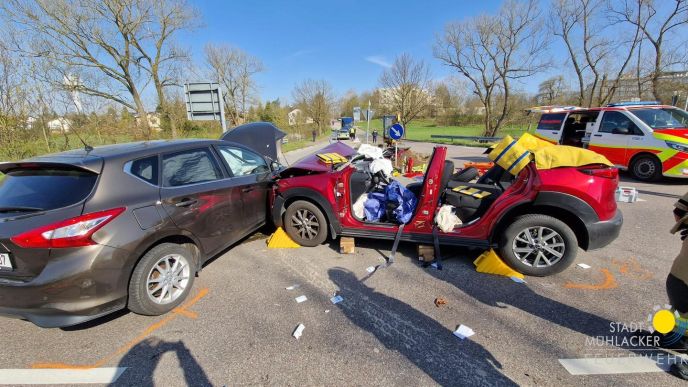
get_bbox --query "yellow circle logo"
[652,309,677,334]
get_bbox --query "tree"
[130,0,198,138]
[2,0,158,137]
[378,53,432,130]
[292,79,334,135]
[339,90,360,118]
[550,0,642,107]
[205,43,264,126]
[610,0,688,103]
[537,75,569,105]
[435,0,549,137]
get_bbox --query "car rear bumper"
[586,210,623,250]
[0,244,129,328]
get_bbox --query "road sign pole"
[366,100,371,144]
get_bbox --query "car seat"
[444,164,512,222]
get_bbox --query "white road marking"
[0,368,127,384]
[559,356,687,375]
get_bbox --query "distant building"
[377,87,433,111]
[288,109,313,126]
[587,70,688,103]
[47,117,72,133]
[25,116,37,129]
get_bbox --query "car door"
[159,147,247,255]
[588,111,636,166]
[535,113,566,143]
[215,144,271,229]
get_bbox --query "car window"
[162,148,222,187]
[217,146,269,177]
[599,111,638,134]
[0,167,97,211]
[630,108,688,129]
[127,156,158,185]
[537,113,566,131]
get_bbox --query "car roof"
[532,104,678,115]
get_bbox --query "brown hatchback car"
[0,123,285,327]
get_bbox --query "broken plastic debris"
[510,276,527,283]
[330,295,344,304]
[366,266,376,274]
[325,309,330,313]
[295,295,308,303]
[434,297,447,307]
[577,263,591,269]
[453,325,475,340]
[286,284,300,290]
[293,324,305,339]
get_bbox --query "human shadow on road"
[111,337,211,387]
[328,267,517,386]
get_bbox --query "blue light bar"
[606,101,660,107]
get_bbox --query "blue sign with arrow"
[389,123,404,140]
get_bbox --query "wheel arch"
[276,188,341,238]
[129,231,204,281]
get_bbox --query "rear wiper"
[0,206,45,213]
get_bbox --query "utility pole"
[366,100,371,144]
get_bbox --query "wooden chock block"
[418,244,434,262]
[340,237,356,254]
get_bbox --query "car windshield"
[629,108,688,129]
[0,167,98,211]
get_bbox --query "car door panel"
[588,111,633,166]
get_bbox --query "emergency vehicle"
[530,102,688,181]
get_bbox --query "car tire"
[284,200,328,247]
[451,167,479,182]
[128,243,196,316]
[630,155,662,182]
[499,214,578,277]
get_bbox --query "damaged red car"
[271,142,622,276]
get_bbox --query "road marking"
[564,268,618,290]
[559,356,687,375]
[0,368,126,384]
[32,288,209,370]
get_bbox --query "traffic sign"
[353,107,361,122]
[389,123,404,140]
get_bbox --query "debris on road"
[434,297,447,307]
[366,266,377,274]
[285,284,300,290]
[330,295,344,304]
[293,324,305,339]
[453,325,475,340]
[577,263,591,269]
[615,186,639,203]
[340,237,356,254]
[295,295,308,303]
[510,276,527,284]
[473,249,525,279]
[325,309,330,313]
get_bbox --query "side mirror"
[271,161,281,171]
[612,127,630,135]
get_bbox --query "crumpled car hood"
[280,141,356,175]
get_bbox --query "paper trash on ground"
[366,266,376,274]
[295,295,308,303]
[510,276,527,283]
[330,295,344,304]
[577,263,591,269]
[286,284,300,290]
[293,324,305,339]
[453,325,475,340]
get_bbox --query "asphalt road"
[1,140,688,386]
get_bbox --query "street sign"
[389,123,404,140]
[184,82,227,132]
[353,107,361,122]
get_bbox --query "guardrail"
[430,134,504,143]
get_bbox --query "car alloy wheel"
[290,208,321,241]
[146,253,191,305]
[512,226,565,268]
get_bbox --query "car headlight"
[666,141,688,153]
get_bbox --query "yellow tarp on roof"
[487,133,612,174]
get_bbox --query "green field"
[355,119,527,146]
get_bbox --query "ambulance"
[530,102,688,181]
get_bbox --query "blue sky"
[180,0,513,103]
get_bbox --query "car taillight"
[578,166,618,179]
[10,208,125,248]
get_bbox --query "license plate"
[0,253,12,270]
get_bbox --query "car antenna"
[71,127,94,152]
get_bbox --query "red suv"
[271,142,622,276]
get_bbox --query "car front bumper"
[0,244,129,328]
[586,209,623,250]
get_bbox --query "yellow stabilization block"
[266,227,301,249]
[473,249,524,279]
